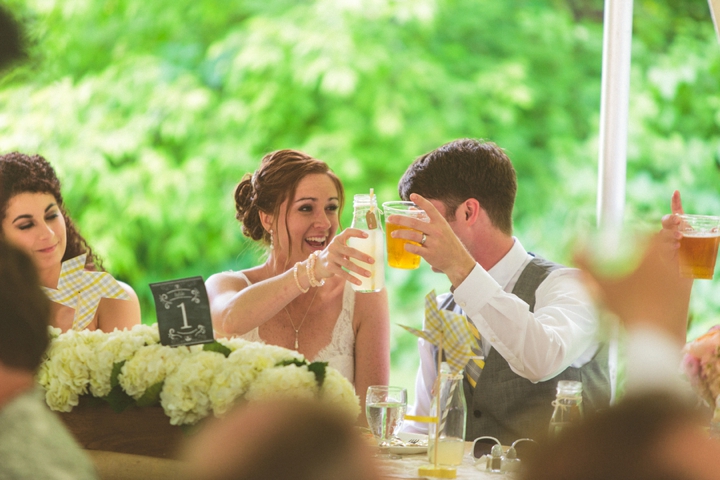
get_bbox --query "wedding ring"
[420,233,427,246]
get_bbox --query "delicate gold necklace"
[284,287,319,350]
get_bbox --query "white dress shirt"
[404,238,602,434]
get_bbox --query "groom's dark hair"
[398,138,517,235]
[0,239,50,371]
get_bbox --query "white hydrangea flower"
[38,329,94,411]
[38,326,358,425]
[160,351,226,425]
[319,367,361,419]
[119,344,189,399]
[216,336,253,352]
[128,323,161,345]
[208,341,304,416]
[245,363,319,403]
[87,328,153,397]
[208,353,255,417]
[48,326,62,340]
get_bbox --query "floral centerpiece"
[37,325,359,426]
[682,325,720,426]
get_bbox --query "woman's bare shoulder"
[96,280,142,332]
[206,266,265,292]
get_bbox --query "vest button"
[473,410,482,418]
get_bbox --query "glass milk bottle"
[548,380,584,437]
[427,363,467,466]
[347,193,385,292]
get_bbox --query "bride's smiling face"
[1,192,67,271]
[270,173,340,262]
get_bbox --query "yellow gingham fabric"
[42,254,130,330]
[399,290,476,375]
[464,319,485,388]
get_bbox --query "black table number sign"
[150,276,214,347]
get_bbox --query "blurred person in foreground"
[0,4,25,72]
[396,139,611,444]
[0,239,98,479]
[521,392,717,480]
[521,230,716,480]
[0,152,141,332]
[181,398,381,480]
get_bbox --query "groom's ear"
[459,198,482,225]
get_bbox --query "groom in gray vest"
[390,139,611,445]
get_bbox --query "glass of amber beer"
[382,201,428,269]
[678,214,720,279]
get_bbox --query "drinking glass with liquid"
[347,193,385,292]
[427,365,467,466]
[677,214,720,279]
[366,386,407,457]
[548,380,584,437]
[382,201,429,269]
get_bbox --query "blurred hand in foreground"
[574,234,692,346]
[659,190,685,256]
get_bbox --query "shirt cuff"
[452,263,502,313]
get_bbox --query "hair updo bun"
[232,150,345,250]
[234,173,267,243]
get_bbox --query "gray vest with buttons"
[440,255,611,445]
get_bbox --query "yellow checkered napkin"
[399,290,476,375]
[42,254,130,330]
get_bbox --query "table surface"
[85,441,515,480]
[378,441,516,480]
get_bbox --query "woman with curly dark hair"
[206,150,390,421]
[0,152,141,332]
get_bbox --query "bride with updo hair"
[207,150,390,420]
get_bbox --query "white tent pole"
[597,0,634,231]
[710,0,720,43]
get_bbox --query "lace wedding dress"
[233,272,356,385]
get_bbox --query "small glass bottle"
[548,380,584,437]
[347,193,385,292]
[500,446,521,473]
[488,444,504,473]
[427,363,467,466]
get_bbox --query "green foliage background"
[2,0,719,393]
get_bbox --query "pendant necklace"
[284,287,319,350]
[265,260,319,350]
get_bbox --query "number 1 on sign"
[177,302,190,328]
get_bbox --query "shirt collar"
[486,237,529,288]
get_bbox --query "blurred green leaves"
[0,0,719,349]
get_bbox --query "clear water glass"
[365,386,407,457]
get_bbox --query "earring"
[269,229,274,250]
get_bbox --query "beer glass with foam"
[678,214,720,279]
